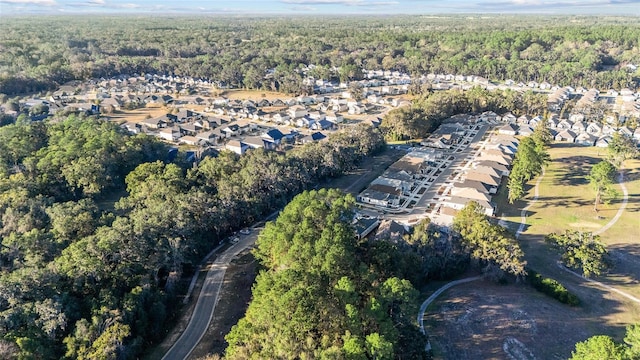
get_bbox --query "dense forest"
[1,16,640,95]
[0,115,386,358]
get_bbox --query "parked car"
[239,228,251,235]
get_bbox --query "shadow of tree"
[554,155,600,186]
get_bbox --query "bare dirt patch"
[221,89,290,101]
[426,281,628,360]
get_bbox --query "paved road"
[161,231,260,360]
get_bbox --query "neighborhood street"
[161,230,260,360]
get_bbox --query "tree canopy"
[587,160,618,212]
[226,190,426,359]
[2,16,640,95]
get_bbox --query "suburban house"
[262,128,284,146]
[555,129,577,143]
[196,131,217,144]
[357,185,401,208]
[517,125,534,136]
[225,140,248,155]
[353,218,381,240]
[596,136,612,148]
[301,132,327,143]
[586,123,602,135]
[453,179,493,195]
[474,160,510,177]
[441,197,495,216]
[142,116,169,129]
[498,123,518,136]
[575,132,597,146]
[288,105,308,119]
[463,171,500,190]
[158,126,181,142]
[179,135,200,146]
[450,187,492,202]
[242,136,269,150]
[221,124,241,137]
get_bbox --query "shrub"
[527,269,580,306]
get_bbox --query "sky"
[1,0,639,15]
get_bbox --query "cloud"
[0,0,56,5]
[480,0,639,8]
[290,5,318,10]
[281,0,398,6]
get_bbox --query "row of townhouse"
[438,135,517,221]
[498,113,640,146]
[357,148,444,209]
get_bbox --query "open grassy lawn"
[105,104,168,124]
[519,144,640,243]
[492,143,640,331]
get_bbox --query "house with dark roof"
[262,128,284,145]
[354,218,381,240]
[301,132,327,143]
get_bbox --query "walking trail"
[594,171,628,235]
[515,169,637,305]
[515,169,545,240]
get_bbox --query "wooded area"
[0,115,384,359]
[1,16,639,95]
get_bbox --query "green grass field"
[510,144,640,243]
[492,143,640,329]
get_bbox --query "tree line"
[380,87,547,141]
[1,16,639,95]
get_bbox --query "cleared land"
[440,143,640,358]
[105,104,168,123]
[220,89,291,101]
[426,281,632,360]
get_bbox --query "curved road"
[162,231,260,360]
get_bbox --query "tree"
[570,335,626,360]
[226,190,425,359]
[545,230,609,277]
[587,160,617,212]
[508,136,549,203]
[607,132,638,170]
[453,202,526,279]
[624,324,640,359]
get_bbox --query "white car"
[239,228,251,235]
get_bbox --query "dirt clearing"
[425,281,632,360]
